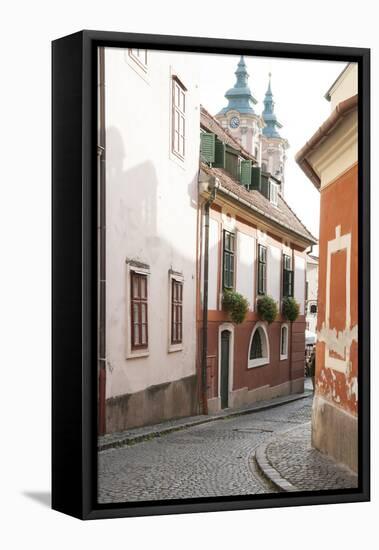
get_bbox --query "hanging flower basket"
[256,295,278,324]
[222,289,249,324]
[282,296,300,322]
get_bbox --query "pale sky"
[186,53,347,245]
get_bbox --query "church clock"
[229,116,240,129]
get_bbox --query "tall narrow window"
[257,244,267,295]
[172,77,186,159]
[130,271,148,350]
[223,230,235,290]
[283,254,294,297]
[280,324,288,360]
[171,279,183,345]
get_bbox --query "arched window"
[280,324,288,360]
[310,304,317,314]
[248,323,269,368]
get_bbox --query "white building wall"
[104,48,200,398]
[267,245,281,305]
[208,218,219,310]
[236,231,255,310]
[294,255,306,315]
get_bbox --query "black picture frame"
[52,30,370,520]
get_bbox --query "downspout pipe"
[98,47,106,435]
[201,178,218,415]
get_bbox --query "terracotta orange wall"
[316,163,358,415]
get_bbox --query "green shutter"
[200,132,216,164]
[240,160,252,188]
[250,166,261,191]
[214,138,226,168]
[225,147,239,179]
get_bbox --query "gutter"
[200,177,219,415]
[212,183,317,246]
[295,94,358,189]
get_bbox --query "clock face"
[230,116,240,129]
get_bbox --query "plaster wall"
[104,48,200,399]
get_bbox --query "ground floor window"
[248,323,270,368]
[280,323,289,360]
[168,271,184,352]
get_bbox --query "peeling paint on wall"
[317,322,358,358]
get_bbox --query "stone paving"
[98,396,314,503]
[263,422,358,491]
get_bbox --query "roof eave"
[295,94,358,189]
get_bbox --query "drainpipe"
[98,47,106,435]
[201,178,218,415]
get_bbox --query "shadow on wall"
[103,127,201,432]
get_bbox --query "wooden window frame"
[223,230,235,290]
[257,244,267,295]
[126,263,150,359]
[168,272,184,352]
[282,253,294,298]
[130,271,148,351]
[171,76,186,160]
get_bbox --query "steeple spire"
[217,56,257,115]
[262,73,283,138]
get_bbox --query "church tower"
[215,56,264,162]
[261,73,289,194]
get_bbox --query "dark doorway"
[220,330,230,409]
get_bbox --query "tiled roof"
[200,162,317,245]
[200,105,256,162]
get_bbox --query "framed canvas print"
[52,30,370,520]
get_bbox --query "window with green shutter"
[282,254,294,297]
[200,132,216,164]
[240,160,252,188]
[223,230,235,290]
[257,244,267,295]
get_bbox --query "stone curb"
[254,428,301,493]
[98,391,313,452]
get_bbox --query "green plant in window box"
[282,296,300,322]
[256,295,278,324]
[222,289,249,324]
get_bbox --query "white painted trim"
[125,262,150,359]
[217,323,234,400]
[324,225,351,373]
[248,322,270,369]
[168,271,184,353]
[280,323,289,361]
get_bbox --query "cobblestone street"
[98,396,314,503]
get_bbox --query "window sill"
[168,343,184,353]
[127,349,149,359]
[248,358,269,369]
[280,354,288,361]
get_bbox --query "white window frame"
[128,48,148,72]
[248,322,270,368]
[280,323,289,360]
[171,76,187,161]
[270,180,279,206]
[168,271,184,353]
[126,262,150,359]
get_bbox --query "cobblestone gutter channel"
[254,422,358,492]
